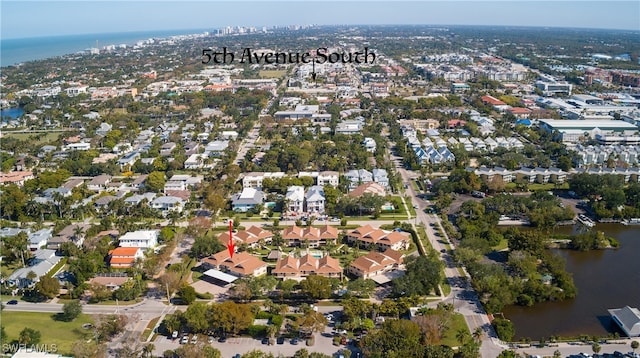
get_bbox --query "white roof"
[540,119,637,129]
[203,269,238,283]
[286,186,305,201]
[240,188,258,199]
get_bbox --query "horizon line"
[2,23,639,41]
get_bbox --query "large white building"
[118,230,158,248]
[539,119,639,143]
[285,186,305,214]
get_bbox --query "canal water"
[502,224,640,340]
[1,107,24,120]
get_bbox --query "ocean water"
[1,29,209,66]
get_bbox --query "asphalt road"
[389,145,507,358]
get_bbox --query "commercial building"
[538,119,639,143]
[608,306,640,337]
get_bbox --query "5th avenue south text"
[201,47,376,65]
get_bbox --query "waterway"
[0,107,24,120]
[502,224,640,340]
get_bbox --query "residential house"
[94,195,116,211]
[7,249,62,288]
[168,174,203,189]
[231,188,265,212]
[363,137,377,153]
[0,171,34,186]
[271,253,343,279]
[205,140,229,156]
[473,166,513,183]
[184,153,214,169]
[217,226,273,248]
[348,182,386,198]
[508,107,532,119]
[281,225,338,248]
[347,225,411,251]
[481,95,510,112]
[241,172,286,189]
[549,167,567,184]
[201,251,267,277]
[372,169,389,188]
[108,247,144,268]
[131,175,148,189]
[150,196,185,215]
[124,193,156,206]
[28,228,53,251]
[87,174,112,191]
[305,186,325,214]
[335,120,363,135]
[88,275,131,290]
[47,223,89,249]
[117,151,140,168]
[345,169,373,190]
[317,171,339,187]
[285,186,305,214]
[0,227,29,238]
[118,230,158,248]
[160,142,177,157]
[95,122,113,136]
[348,249,404,279]
[66,142,91,151]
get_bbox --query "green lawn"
[1,132,61,145]
[92,298,142,306]
[491,239,509,251]
[141,317,160,342]
[505,182,569,191]
[440,313,470,347]
[1,311,94,355]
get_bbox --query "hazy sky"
[2,1,639,39]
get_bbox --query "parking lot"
[153,330,359,358]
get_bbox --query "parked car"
[190,335,198,344]
[171,331,178,339]
[261,337,270,345]
[6,300,18,305]
[180,336,188,344]
[276,336,285,344]
[218,336,227,343]
[291,338,299,345]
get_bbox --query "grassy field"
[1,132,61,145]
[505,182,570,191]
[1,311,94,355]
[440,313,470,347]
[259,70,286,78]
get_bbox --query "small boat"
[622,218,640,226]
[577,214,595,228]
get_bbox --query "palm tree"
[142,343,154,358]
[632,340,639,353]
[73,225,85,244]
[266,325,278,339]
[456,328,470,346]
[592,342,601,354]
[472,327,483,343]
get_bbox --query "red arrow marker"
[227,220,235,258]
